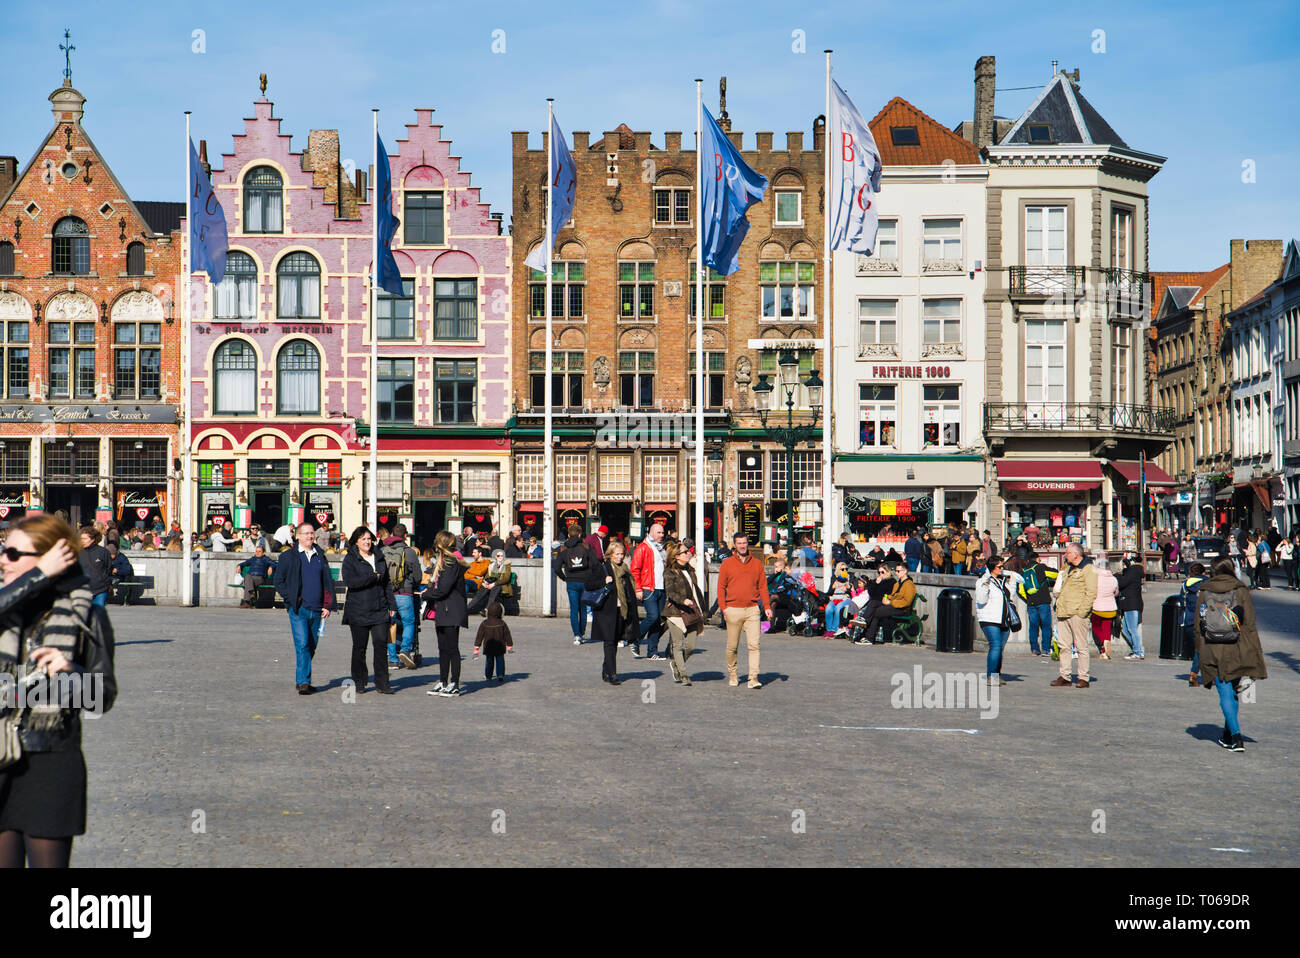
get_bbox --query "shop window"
[461,464,500,502]
[2,321,29,399]
[514,454,545,500]
[112,440,167,480]
[770,451,820,501]
[376,463,405,501]
[858,383,897,448]
[0,442,30,481]
[599,454,632,494]
[43,440,98,482]
[555,454,587,500]
[736,451,764,496]
[922,384,961,448]
[642,454,677,502]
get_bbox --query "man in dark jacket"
[272,522,337,694]
[105,541,135,604]
[381,525,422,669]
[1115,555,1145,659]
[831,532,862,568]
[504,524,527,559]
[556,524,599,645]
[77,526,112,608]
[238,545,277,608]
[903,531,924,573]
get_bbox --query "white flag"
[828,79,883,254]
[525,113,577,272]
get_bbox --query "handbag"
[680,608,704,631]
[580,584,611,610]
[998,580,1022,633]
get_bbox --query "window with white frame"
[774,190,802,226]
[689,351,726,408]
[858,299,897,352]
[1026,206,1066,266]
[770,452,820,501]
[858,384,897,448]
[688,262,725,318]
[642,454,677,502]
[1025,318,1066,409]
[376,463,404,501]
[599,454,632,493]
[921,298,961,345]
[654,188,691,226]
[1112,208,1132,270]
[737,451,763,495]
[760,261,814,320]
[922,384,961,448]
[922,218,962,264]
[555,454,588,500]
[1113,324,1132,405]
[758,350,815,409]
[515,454,545,500]
[214,251,258,320]
[461,464,500,502]
[529,262,584,318]
[857,220,897,272]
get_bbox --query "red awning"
[995,459,1103,492]
[1111,460,1177,487]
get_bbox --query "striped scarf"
[0,581,93,734]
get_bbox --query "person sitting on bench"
[238,545,278,608]
[106,541,136,604]
[467,549,512,616]
[859,561,917,644]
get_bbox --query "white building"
[831,95,988,543]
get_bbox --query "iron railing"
[984,402,1176,435]
[1007,265,1087,297]
[1004,266,1151,318]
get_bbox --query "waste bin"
[1158,594,1193,660]
[936,588,973,653]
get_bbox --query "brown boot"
[1075,679,1091,689]
[1188,671,1199,687]
[1050,677,1072,687]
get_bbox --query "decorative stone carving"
[45,291,95,321]
[703,328,722,348]
[625,328,648,345]
[593,355,611,387]
[920,342,963,359]
[858,342,898,359]
[734,355,752,388]
[856,256,898,275]
[110,290,163,322]
[0,292,32,321]
[921,258,964,274]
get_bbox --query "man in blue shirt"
[272,522,336,694]
[903,531,924,573]
[238,544,277,608]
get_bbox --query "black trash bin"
[936,588,973,653]
[1158,594,1193,660]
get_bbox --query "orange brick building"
[0,76,183,529]
[508,86,826,545]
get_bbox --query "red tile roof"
[868,97,982,167]
[1149,265,1229,322]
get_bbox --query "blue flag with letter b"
[188,137,227,283]
[700,106,767,275]
[375,134,405,296]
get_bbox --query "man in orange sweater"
[716,533,772,689]
[859,561,918,644]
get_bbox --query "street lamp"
[707,447,724,557]
[755,357,822,559]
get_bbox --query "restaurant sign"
[0,404,177,424]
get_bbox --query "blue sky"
[2,0,1295,270]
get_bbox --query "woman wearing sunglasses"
[0,514,116,868]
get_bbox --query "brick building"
[508,89,825,546]
[0,77,182,529]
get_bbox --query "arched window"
[52,217,90,275]
[276,252,320,319]
[276,340,320,415]
[126,242,146,276]
[243,165,283,233]
[214,251,258,320]
[0,241,14,275]
[214,340,257,415]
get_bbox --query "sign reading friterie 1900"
[870,366,953,379]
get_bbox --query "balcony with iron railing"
[984,401,1176,437]
[1005,266,1151,318]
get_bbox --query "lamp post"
[753,350,823,559]
[707,446,723,558]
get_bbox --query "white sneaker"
[573,636,583,646]
[427,681,444,696]
[618,640,626,648]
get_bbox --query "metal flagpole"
[369,109,379,532]
[821,50,835,589]
[542,98,555,618]
[1138,450,1147,562]
[181,111,194,607]
[694,78,706,590]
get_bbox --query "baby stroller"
[766,571,807,634]
[787,572,830,636]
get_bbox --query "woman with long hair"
[975,555,1023,686]
[340,526,395,695]
[590,539,633,685]
[663,539,707,686]
[423,531,468,697]
[0,515,116,868]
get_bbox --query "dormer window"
[1027,124,1053,144]
[889,126,919,146]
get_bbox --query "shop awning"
[1111,460,1177,493]
[994,459,1103,492]
[1236,480,1273,511]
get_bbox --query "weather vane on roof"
[60,29,75,82]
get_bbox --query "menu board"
[738,502,762,542]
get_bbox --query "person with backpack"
[1115,554,1145,660]
[1016,553,1058,657]
[1194,558,1267,752]
[555,522,598,646]
[1181,563,1208,686]
[381,525,421,670]
[424,531,468,697]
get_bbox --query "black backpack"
[564,545,590,577]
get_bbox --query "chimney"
[355,169,365,202]
[974,56,996,151]
[198,140,212,177]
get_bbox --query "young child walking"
[473,602,514,684]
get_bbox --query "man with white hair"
[1051,543,1097,689]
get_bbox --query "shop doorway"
[596,502,631,539]
[45,486,96,528]
[252,489,285,533]
[413,500,448,550]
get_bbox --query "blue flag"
[375,134,404,296]
[524,113,577,272]
[188,138,227,283]
[700,106,767,275]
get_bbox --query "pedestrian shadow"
[688,670,791,684]
[116,639,173,646]
[1185,722,1254,743]
[619,669,665,681]
[1266,650,1300,675]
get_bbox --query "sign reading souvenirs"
[0,404,178,423]
[870,366,953,379]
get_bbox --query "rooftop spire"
[60,28,75,83]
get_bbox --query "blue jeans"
[566,581,588,638]
[392,594,416,661]
[1215,677,1240,735]
[485,653,506,680]
[640,588,666,655]
[92,592,107,608]
[825,597,851,632]
[953,562,965,576]
[906,557,919,573]
[1120,609,1143,656]
[287,606,323,686]
[1025,602,1053,654]
[981,622,1009,675]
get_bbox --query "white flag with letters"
[827,79,883,254]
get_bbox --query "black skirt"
[0,747,88,837]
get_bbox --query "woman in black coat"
[589,540,634,685]
[340,526,395,694]
[423,530,468,696]
[1115,555,1145,660]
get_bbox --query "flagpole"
[181,111,194,607]
[369,108,379,532]
[821,50,835,589]
[694,78,706,589]
[542,98,555,618]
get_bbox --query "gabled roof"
[1283,239,1300,282]
[590,123,658,152]
[1000,74,1127,147]
[135,201,184,236]
[1149,265,1230,323]
[868,97,982,166]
